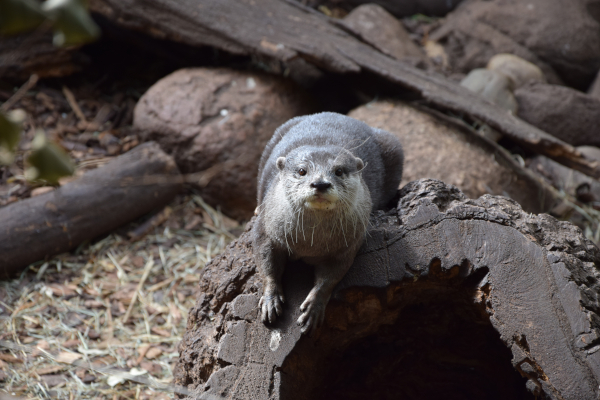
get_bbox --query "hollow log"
[175,179,600,400]
[0,142,181,277]
[88,0,600,179]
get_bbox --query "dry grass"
[0,194,243,399]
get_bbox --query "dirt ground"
[0,42,244,399]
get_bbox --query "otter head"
[276,146,365,211]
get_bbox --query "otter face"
[276,146,364,211]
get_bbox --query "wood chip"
[62,86,88,124]
[34,365,65,376]
[135,343,151,365]
[62,339,80,349]
[144,347,162,360]
[150,327,171,337]
[31,187,55,197]
[55,351,82,364]
[0,353,23,363]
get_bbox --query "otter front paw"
[297,295,326,336]
[259,291,285,324]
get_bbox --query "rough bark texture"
[88,0,600,180]
[175,179,600,400]
[0,142,181,277]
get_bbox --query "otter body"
[253,112,403,334]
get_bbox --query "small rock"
[341,4,425,62]
[134,68,313,220]
[460,69,517,113]
[348,100,551,213]
[515,82,600,147]
[431,0,600,88]
[577,146,600,164]
[344,0,464,17]
[424,40,449,69]
[487,53,546,88]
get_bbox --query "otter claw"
[297,298,325,336]
[260,294,284,324]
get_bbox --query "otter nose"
[310,181,331,192]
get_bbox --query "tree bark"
[88,0,600,180]
[0,142,181,277]
[175,179,600,400]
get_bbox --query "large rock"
[340,4,425,63]
[348,100,553,213]
[431,0,600,88]
[515,82,600,147]
[133,68,313,220]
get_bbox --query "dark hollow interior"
[314,288,534,400]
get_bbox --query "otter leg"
[257,243,287,324]
[298,252,355,335]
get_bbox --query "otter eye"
[298,168,307,176]
[335,168,343,176]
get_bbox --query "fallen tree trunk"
[0,142,181,277]
[88,0,600,180]
[175,179,600,400]
[0,33,82,79]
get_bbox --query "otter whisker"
[344,136,372,152]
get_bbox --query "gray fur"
[253,112,404,335]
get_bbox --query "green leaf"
[0,109,25,165]
[42,0,100,47]
[26,131,75,185]
[0,0,45,36]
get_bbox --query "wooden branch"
[0,142,181,277]
[89,0,600,179]
[175,179,600,400]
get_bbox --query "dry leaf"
[62,339,80,348]
[0,353,23,363]
[31,340,50,357]
[169,303,182,325]
[46,283,77,297]
[135,343,151,365]
[144,347,162,360]
[55,351,82,364]
[183,275,199,283]
[84,300,105,308]
[0,354,21,364]
[140,361,162,376]
[150,327,170,337]
[34,365,65,375]
[31,186,55,197]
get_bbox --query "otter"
[253,112,404,335]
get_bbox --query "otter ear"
[355,157,364,171]
[276,157,286,170]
